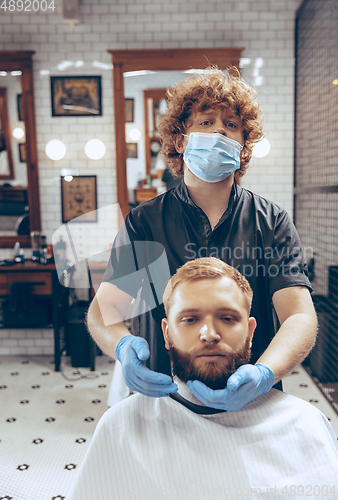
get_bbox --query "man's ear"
[173,134,186,155]
[248,317,256,348]
[162,317,170,350]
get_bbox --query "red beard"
[168,338,252,390]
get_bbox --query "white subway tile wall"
[0,0,302,354]
[0,328,54,356]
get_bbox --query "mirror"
[144,88,167,179]
[108,48,244,218]
[0,51,41,247]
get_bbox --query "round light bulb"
[252,137,271,159]
[150,141,161,154]
[128,128,142,141]
[85,139,106,160]
[12,127,25,140]
[45,139,67,161]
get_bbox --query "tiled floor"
[282,366,338,437]
[0,355,115,500]
[1,356,337,500]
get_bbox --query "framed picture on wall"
[18,143,26,163]
[125,98,134,122]
[50,76,102,117]
[126,142,138,158]
[61,175,97,223]
[17,94,24,121]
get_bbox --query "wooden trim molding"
[0,88,15,180]
[0,51,41,247]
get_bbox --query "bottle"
[14,243,25,264]
[13,241,21,260]
[17,249,25,264]
[47,244,54,261]
[30,231,41,262]
[40,235,48,265]
[54,236,67,271]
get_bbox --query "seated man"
[68,258,338,500]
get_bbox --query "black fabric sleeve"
[267,210,312,296]
[100,213,145,298]
[101,212,171,306]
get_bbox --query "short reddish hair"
[163,257,253,316]
[158,66,263,178]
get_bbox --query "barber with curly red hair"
[87,67,317,411]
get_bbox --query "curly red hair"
[158,66,264,178]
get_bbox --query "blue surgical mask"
[183,132,243,183]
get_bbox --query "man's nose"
[199,320,221,343]
[213,121,227,136]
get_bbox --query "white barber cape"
[68,380,338,500]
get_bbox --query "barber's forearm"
[256,313,317,383]
[86,296,131,360]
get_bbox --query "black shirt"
[102,181,312,376]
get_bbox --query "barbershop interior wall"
[294,0,338,382]
[0,0,302,355]
[294,0,338,298]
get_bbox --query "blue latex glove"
[115,335,178,397]
[187,363,275,411]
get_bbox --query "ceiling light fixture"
[123,70,156,77]
[128,128,142,141]
[252,137,271,158]
[93,61,113,70]
[12,127,25,140]
[45,139,67,161]
[84,139,106,160]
